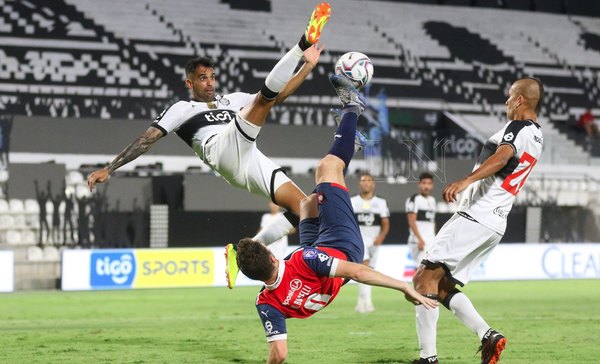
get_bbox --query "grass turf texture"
[1,280,598,363]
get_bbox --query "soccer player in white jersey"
[350,172,390,313]
[411,78,544,364]
[87,3,332,289]
[259,202,290,260]
[406,173,436,265]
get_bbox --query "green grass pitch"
[0,280,598,363]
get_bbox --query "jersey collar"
[265,260,286,291]
[189,95,222,105]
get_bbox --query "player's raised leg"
[316,74,365,186]
[239,2,330,128]
[225,3,331,289]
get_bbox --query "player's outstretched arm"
[334,260,438,309]
[87,127,164,191]
[274,44,324,105]
[443,144,514,203]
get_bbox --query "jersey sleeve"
[380,199,391,218]
[301,247,340,278]
[256,303,287,342]
[227,92,256,109]
[405,196,418,214]
[151,101,187,135]
[499,121,529,157]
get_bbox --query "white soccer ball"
[334,51,374,89]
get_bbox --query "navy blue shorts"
[298,182,364,264]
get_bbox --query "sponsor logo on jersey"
[534,135,543,144]
[90,252,136,288]
[356,213,375,226]
[493,207,509,219]
[303,249,318,260]
[204,110,236,122]
[283,279,302,306]
[503,132,514,142]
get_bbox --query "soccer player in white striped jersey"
[406,172,436,266]
[350,172,390,313]
[87,3,332,290]
[411,78,544,364]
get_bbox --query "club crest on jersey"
[503,132,514,142]
[303,249,318,260]
[218,96,230,106]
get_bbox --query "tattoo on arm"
[106,129,162,174]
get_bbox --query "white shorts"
[408,238,427,266]
[362,240,379,267]
[424,213,502,286]
[200,114,291,201]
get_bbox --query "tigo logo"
[90,251,136,288]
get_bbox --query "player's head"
[185,57,216,102]
[359,172,375,195]
[505,77,544,120]
[418,172,434,196]
[236,238,277,282]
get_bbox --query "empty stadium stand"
[2,0,600,162]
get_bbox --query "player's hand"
[404,289,438,309]
[87,168,111,192]
[443,178,470,203]
[417,238,426,251]
[304,43,324,67]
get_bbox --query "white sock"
[415,305,439,358]
[264,45,304,94]
[449,292,491,340]
[357,283,372,303]
[253,213,293,246]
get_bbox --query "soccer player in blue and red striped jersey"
[235,74,438,364]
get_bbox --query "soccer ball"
[334,51,374,89]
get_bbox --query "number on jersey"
[501,152,537,195]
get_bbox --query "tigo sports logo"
[90,251,136,288]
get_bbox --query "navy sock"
[328,110,358,171]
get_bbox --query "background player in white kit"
[351,172,390,313]
[259,202,291,259]
[406,173,436,265]
[86,3,332,288]
[411,78,544,364]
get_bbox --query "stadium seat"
[27,246,44,261]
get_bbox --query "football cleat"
[478,329,507,364]
[411,356,439,364]
[305,2,331,44]
[330,108,368,152]
[225,243,239,289]
[329,74,366,111]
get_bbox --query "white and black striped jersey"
[351,195,390,245]
[405,193,436,243]
[151,93,255,148]
[458,119,543,235]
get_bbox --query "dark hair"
[419,172,433,181]
[236,238,276,281]
[185,57,215,78]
